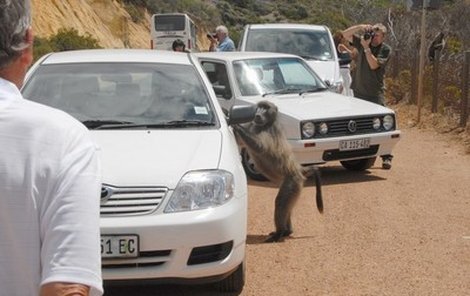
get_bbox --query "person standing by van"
[209,25,235,52]
[0,1,103,295]
[333,31,354,97]
[342,23,393,169]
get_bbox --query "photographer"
[208,25,235,52]
[342,23,393,169]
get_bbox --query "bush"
[384,70,411,104]
[48,28,102,52]
[33,28,102,62]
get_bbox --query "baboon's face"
[254,101,277,127]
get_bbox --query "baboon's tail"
[313,166,323,213]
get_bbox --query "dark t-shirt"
[350,35,391,103]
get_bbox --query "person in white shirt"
[0,1,103,295]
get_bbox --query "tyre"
[241,148,268,181]
[216,262,245,293]
[340,157,376,171]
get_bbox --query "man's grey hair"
[0,0,32,68]
[215,25,229,35]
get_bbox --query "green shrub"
[384,70,411,104]
[49,28,102,52]
[32,28,102,62]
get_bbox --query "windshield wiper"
[94,120,215,129]
[82,120,134,129]
[299,55,321,61]
[299,87,329,95]
[262,88,302,97]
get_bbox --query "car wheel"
[215,261,245,293]
[340,157,376,171]
[241,148,268,181]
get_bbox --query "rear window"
[245,28,334,61]
[155,15,185,31]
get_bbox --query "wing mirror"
[227,104,256,125]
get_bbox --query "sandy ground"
[106,104,470,295]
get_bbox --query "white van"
[150,13,197,51]
[238,23,344,94]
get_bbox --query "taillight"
[150,40,153,49]
[187,39,191,49]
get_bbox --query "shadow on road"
[246,234,316,245]
[105,282,239,296]
[248,164,386,189]
[310,165,386,186]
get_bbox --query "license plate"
[339,138,371,151]
[101,235,139,258]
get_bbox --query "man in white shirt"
[0,1,103,295]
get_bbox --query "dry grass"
[392,101,470,154]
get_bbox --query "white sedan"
[21,49,255,292]
[194,51,401,180]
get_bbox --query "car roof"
[245,23,327,31]
[39,49,193,65]
[193,51,301,62]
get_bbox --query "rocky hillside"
[31,0,211,50]
[31,0,151,49]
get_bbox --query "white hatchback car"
[195,51,401,180]
[21,49,255,292]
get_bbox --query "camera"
[206,33,217,39]
[363,29,375,40]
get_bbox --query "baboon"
[233,100,323,243]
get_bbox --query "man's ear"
[20,27,34,67]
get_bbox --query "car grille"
[327,117,377,136]
[102,249,172,269]
[323,145,379,161]
[302,115,395,139]
[102,241,234,270]
[100,185,167,216]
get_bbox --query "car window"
[233,57,326,96]
[200,61,232,99]
[245,28,334,61]
[22,63,216,128]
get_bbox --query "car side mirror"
[213,85,231,100]
[227,104,256,125]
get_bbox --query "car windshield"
[22,62,216,129]
[232,57,327,96]
[245,28,334,61]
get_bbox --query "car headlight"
[318,122,328,135]
[383,115,394,131]
[302,122,315,138]
[165,170,234,213]
[372,117,381,130]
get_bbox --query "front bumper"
[100,192,247,282]
[289,130,401,165]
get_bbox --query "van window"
[245,29,334,61]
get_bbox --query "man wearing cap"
[342,23,393,169]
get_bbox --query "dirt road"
[105,124,470,295]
